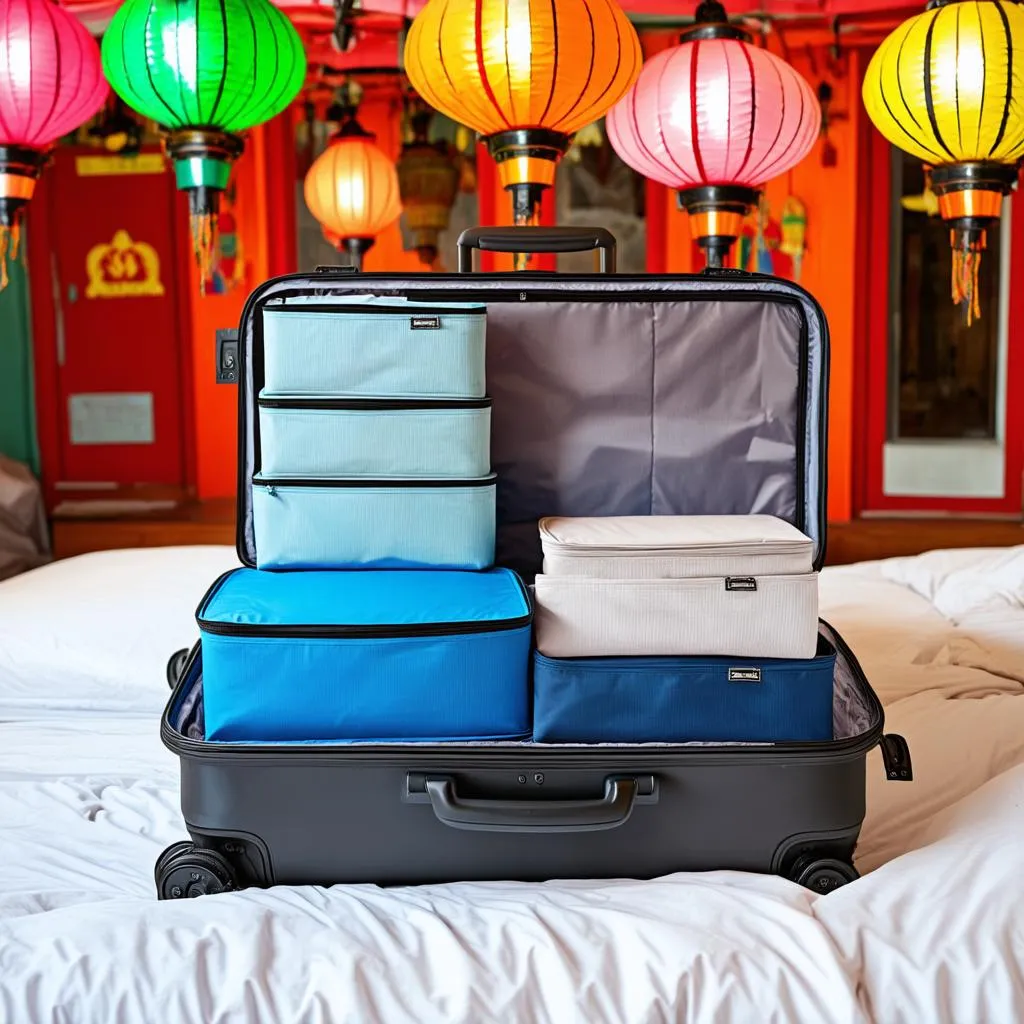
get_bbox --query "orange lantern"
[303,102,401,270]
[404,0,641,232]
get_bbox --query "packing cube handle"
[457,226,616,274]
[412,774,647,832]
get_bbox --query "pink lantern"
[607,0,820,267]
[57,0,124,34]
[0,0,108,286]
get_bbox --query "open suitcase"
[158,227,912,900]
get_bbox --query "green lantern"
[101,0,306,282]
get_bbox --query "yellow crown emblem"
[85,230,165,299]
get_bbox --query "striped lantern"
[0,0,108,288]
[405,0,641,238]
[304,104,401,269]
[607,0,820,267]
[863,0,1024,323]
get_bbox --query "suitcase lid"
[198,567,531,633]
[235,269,830,573]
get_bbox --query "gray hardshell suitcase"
[157,227,911,900]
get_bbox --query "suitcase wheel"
[166,649,190,689]
[155,841,237,900]
[788,855,859,894]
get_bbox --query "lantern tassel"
[190,211,217,296]
[0,226,9,292]
[951,244,982,327]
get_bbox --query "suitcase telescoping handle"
[456,226,617,274]
[408,774,653,833]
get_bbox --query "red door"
[32,147,189,493]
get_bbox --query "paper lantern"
[304,107,401,269]
[0,0,108,287]
[863,0,1024,323]
[396,99,460,267]
[404,0,641,231]
[607,0,820,267]
[102,0,306,283]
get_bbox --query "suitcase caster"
[155,841,237,900]
[789,855,859,894]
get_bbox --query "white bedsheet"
[1,545,1023,1023]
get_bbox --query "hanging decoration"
[101,0,306,287]
[404,0,641,258]
[863,0,1024,325]
[0,0,108,289]
[779,196,808,280]
[395,97,461,267]
[303,90,402,270]
[606,0,820,269]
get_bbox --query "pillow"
[0,546,239,719]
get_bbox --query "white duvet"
[1,546,1023,1023]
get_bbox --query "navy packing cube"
[257,396,492,479]
[251,475,497,570]
[198,566,531,742]
[261,298,487,397]
[532,634,837,744]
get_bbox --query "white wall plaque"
[68,393,155,446]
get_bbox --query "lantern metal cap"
[680,0,751,43]
[929,160,1020,196]
[165,128,245,164]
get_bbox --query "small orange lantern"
[303,100,401,270]
[404,0,641,233]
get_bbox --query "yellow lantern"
[863,0,1024,323]
[404,0,641,232]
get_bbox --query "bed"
[1,544,1023,1023]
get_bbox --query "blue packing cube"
[198,567,532,742]
[251,475,496,570]
[261,298,487,397]
[532,636,837,744]
[257,395,492,479]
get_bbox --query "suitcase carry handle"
[456,226,616,274]
[412,774,649,833]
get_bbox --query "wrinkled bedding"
[1,544,1023,1023]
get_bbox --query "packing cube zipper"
[197,567,533,742]
[257,396,492,479]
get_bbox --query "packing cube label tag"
[410,316,441,330]
[728,668,762,683]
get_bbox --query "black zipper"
[254,473,496,489]
[263,303,486,316]
[199,615,531,639]
[257,396,491,411]
[194,568,532,640]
